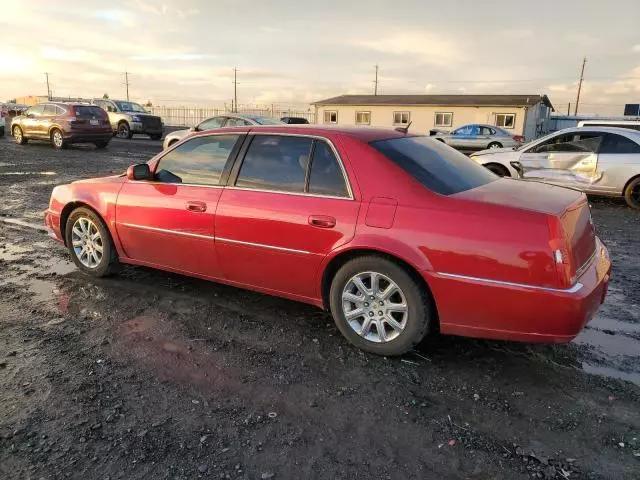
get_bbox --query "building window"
[495,113,516,129]
[434,112,453,127]
[355,111,371,125]
[393,111,410,125]
[324,111,338,124]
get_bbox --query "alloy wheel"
[117,124,129,138]
[13,127,22,143]
[52,130,63,148]
[71,217,104,268]
[342,271,408,343]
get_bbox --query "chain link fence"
[147,105,316,126]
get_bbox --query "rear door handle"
[308,215,336,228]
[186,201,207,212]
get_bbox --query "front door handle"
[186,201,207,213]
[309,215,336,228]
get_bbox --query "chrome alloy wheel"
[13,126,22,143]
[71,217,103,268]
[52,130,64,148]
[342,271,408,343]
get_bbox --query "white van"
[577,119,640,131]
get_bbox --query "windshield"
[370,136,497,195]
[114,101,146,113]
[250,116,284,125]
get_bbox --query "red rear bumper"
[426,238,611,343]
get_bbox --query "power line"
[574,57,587,115]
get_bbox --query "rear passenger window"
[599,134,640,154]
[155,135,240,186]
[236,135,312,192]
[308,141,349,197]
[43,105,57,115]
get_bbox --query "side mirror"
[189,126,197,132]
[126,163,152,181]
[26,113,35,118]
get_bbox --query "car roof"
[557,126,640,137]
[193,124,410,142]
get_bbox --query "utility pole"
[124,71,130,101]
[44,72,51,100]
[574,57,586,116]
[233,68,238,113]
[373,64,379,95]
[567,102,571,115]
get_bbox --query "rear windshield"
[74,106,106,118]
[370,136,497,195]
[250,116,283,125]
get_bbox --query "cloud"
[352,31,463,66]
[93,9,137,27]
[633,45,640,53]
[130,53,208,61]
[42,47,99,63]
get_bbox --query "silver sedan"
[469,126,640,210]
[433,123,523,151]
[162,114,283,149]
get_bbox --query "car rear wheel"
[117,122,133,139]
[13,126,27,144]
[65,207,119,277]
[94,140,109,149]
[50,128,67,149]
[329,256,432,356]
[624,176,640,210]
[150,134,162,141]
[485,163,510,177]
[488,142,502,149]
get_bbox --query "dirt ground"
[0,135,638,480]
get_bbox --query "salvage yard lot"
[0,136,639,479]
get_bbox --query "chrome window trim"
[244,131,354,200]
[436,272,584,293]
[118,222,214,240]
[127,180,225,190]
[215,236,312,255]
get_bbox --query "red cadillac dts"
[45,126,611,355]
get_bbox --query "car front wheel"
[13,126,27,144]
[65,207,119,277]
[624,176,640,210]
[329,256,432,356]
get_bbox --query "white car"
[469,126,640,210]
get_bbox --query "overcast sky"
[1,0,639,114]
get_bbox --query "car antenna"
[395,121,412,134]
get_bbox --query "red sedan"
[44,126,611,355]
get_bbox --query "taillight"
[512,135,524,143]
[547,216,576,288]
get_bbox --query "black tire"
[149,134,162,141]
[94,140,109,149]
[623,176,640,210]
[13,125,27,144]
[485,163,510,177]
[50,128,67,149]
[65,207,119,277]
[487,141,503,149]
[117,121,133,139]
[329,256,432,356]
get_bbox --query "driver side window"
[154,135,240,186]
[531,133,603,154]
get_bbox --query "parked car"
[281,116,310,124]
[469,126,640,210]
[1,103,28,136]
[45,126,610,356]
[92,99,163,140]
[162,114,283,149]
[11,102,112,149]
[433,123,523,151]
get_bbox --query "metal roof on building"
[313,94,554,110]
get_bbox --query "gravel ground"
[0,135,638,480]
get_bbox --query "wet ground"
[0,135,638,480]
